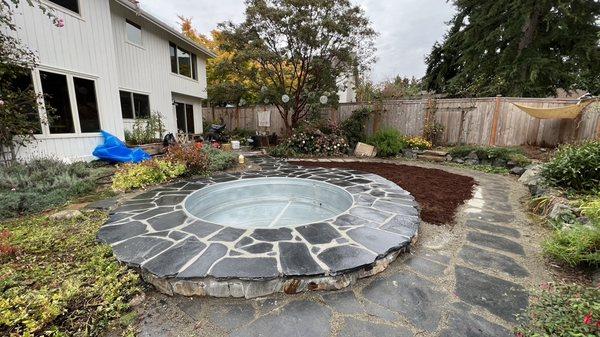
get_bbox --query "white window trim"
[125,19,144,48]
[33,67,103,137]
[41,0,83,21]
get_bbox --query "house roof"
[113,0,217,58]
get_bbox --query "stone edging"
[97,157,420,298]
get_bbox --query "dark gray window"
[119,91,150,119]
[126,19,142,45]
[169,42,197,79]
[74,77,100,132]
[40,71,74,134]
[175,102,194,133]
[2,71,42,134]
[48,0,79,13]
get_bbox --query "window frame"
[44,0,80,16]
[169,42,198,80]
[119,90,151,120]
[33,67,102,137]
[125,19,143,47]
[174,102,195,134]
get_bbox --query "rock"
[506,161,517,169]
[593,269,600,287]
[452,157,465,164]
[518,164,544,194]
[466,151,479,160]
[465,159,479,165]
[445,154,453,161]
[492,158,507,167]
[402,149,416,159]
[510,167,526,175]
[49,209,83,220]
[128,293,146,307]
[576,216,590,225]
[548,202,574,221]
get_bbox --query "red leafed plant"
[0,228,17,256]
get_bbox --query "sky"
[139,0,456,82]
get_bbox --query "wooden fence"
[203,97,600,147]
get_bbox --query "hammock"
[513,100,593,119]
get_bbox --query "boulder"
[506,161,517,169]
[492,158,507,167]
[445,154,453,161]
[548,202,575,222]
[465,159,479,166]
[452,157,465,164]
[510,167,526,176]
[518,164,544,194]
[49,209,83,220]
[466,151,479,160]
[402,149,417,159]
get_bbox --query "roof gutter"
[113,0,217,58]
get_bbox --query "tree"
[0,0,60,163]
[180,17,260,108]
[357,76,424,102]
[218,0,377,132]
[423,0,600,97]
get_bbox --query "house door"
[175,102,195,134]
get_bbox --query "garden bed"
[289,161,476,224]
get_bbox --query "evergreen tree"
[424,0,600,97]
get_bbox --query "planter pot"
[133,142,164,156]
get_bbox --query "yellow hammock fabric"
[513,100,593,119]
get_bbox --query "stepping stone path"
[122,158,539,337]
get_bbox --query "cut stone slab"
[468,211,515,224]
[97,221,147,244]
[209,227,247,242]
[85,197,118,211]
[320,291,364,315]
[133,207,175,220]
[362,272,447,332]
[230,301,332,337]
[250,228,293,241]
[465,219,520,238]
[142,237,207,277]
[405,255,447,278]
[112,236,173,266]
[455,266,528,323]
[279,242,324,276]
[181,221,223,238]
[339,317,413,337]
[147,211,188,231]
[296,222,341,244]
[208,303,256,332]
[459,245,530,278]
[439,307,512,337]
[317,245,377,274]
[347,226,409,256]
[349,206,392,223]
[466,231,525,256]
[178,243,228,278]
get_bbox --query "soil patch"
[289,161,476,225]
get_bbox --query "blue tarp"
[93,131,150,163]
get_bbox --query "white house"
[7,0,215,161]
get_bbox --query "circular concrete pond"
[97,158,421,298]
[184,178,354,228]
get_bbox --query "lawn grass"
[0,211,141,336]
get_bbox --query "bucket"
[231,140,241,150]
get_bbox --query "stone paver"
[108,158,542,337]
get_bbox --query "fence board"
[203,97,600,147]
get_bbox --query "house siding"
[8,0,207,162]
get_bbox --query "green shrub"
[341,108,371,149]
[124,112,165,145]
[228,128,255,145]
[0,159,105,219]
[0,212,141,336]
[203,147,237,172]
[111,159,186,191]
[581,197,600,224]
[367,128,407,157]
[268,143,297,158]
[515,283,600,336]
[448,145,530,166]
[542,222,600,267]
[542,141,600,192]
[166,145,211,175]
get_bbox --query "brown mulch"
[289,161,477,225]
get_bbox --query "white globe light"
[282,94,290,103]
[239,98,246,106]
[319,95,328,104]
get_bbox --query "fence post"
[489,95,502,146]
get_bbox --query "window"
[40,71,74,134]
[126,20,142,46]
[1,71,42,134]
[175,103,195,134]
[169,42,197,79]
[48,0,79,14]
[74,77,100,132]
[120,91,150,119]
